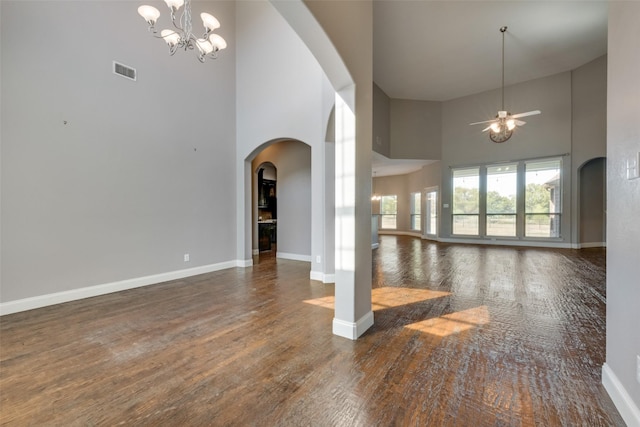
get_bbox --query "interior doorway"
[579,157,606,247]
[256,162,277,256]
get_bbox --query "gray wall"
[571,55,608,244]
[373,83,391,157]
[440,72,573,241]
[252,141,312,258]
[606,1,640,412]
[1,1,237,302]
[390,99,442,160]
[235,0,335,282]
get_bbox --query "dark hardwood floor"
[0,236,624,426]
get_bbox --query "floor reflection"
[405,305,490,337]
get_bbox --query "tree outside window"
[380,195,397,229]
[452,168,479,235]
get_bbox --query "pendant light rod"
[500,26,507,111]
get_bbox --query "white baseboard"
[252,248,259,255]
[379,230,422,238]
[573,241,607,249]
[276,252,312,262]
[371,243,379,249]
[602,363,640,427]
[0,260,247,316]
[438,237,574,249]
[332,310,374,340]
[310,271,335,283]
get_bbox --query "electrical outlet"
[636,355,640,385]
[316,255,321,263]
[184,253,190,262]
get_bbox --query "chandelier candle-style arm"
[137,0,226,62]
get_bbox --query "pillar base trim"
[332,311,374,340]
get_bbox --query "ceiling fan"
[470,26,541,143]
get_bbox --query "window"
[410,192,421,231]
[426,189,438,236]
[452,168,479,235]
[525,159,562,238]
[380,195,397,229]
[451,158,562,239]
[486,164,517,236]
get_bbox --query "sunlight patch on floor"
[405,305,490,337]
[303,287,451,310]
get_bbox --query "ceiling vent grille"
[113,61,136,81]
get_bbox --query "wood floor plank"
[0,237,624,426]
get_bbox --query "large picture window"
[380,195,397,229]
[451,158,562,239]
[452,168,479,235]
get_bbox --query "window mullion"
[516,161,525,238]
[479,165,487,237]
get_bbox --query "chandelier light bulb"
[209,34,227,50]
[138,5,160,25]
[163,0,184,11]
[506,119,516,130]
[160,29,180,47]
[196,38,214,55]
[201,13,220,32]
[491,122,501,133]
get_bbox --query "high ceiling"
[373,1,608,102]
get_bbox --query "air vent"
[113,61,136,81]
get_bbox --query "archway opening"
[249,139,312,265]
[579,157,606,247]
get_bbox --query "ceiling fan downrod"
[500,26,507,112]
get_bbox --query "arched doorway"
[579,157,606,247]
[250,140,312,264]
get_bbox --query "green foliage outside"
[454,184,550,214]
[453,187,479,214]
[381,195,397,215]
[487,191,516,214]
[525,183,551,213]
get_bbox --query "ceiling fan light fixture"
[468,26,541,143]
[489,126,513,143]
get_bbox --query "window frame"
[451,157,563,240]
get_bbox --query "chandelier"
[137,0,227,62]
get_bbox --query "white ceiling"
[373,1,608,102]
[370,1,608,176]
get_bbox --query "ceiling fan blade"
[515,120,526,126]
[482,125,492,132]
[469,119,497,126]
[511,110,541,119]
